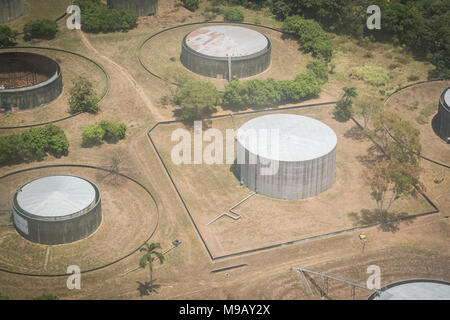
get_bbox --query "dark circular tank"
[0,52,63,111]
[181,25,271,79]
[435,87,450,143]
[12,176,102,245]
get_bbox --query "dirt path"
[78,31,164,122]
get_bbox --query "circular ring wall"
[236,114,337,200]
[181,25,271,79]
[0,0,25,24]
[13,175,102,245]
[0,52,62,111]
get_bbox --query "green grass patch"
[351,65,390,86]
[416,102,437,125]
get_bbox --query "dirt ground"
[0,0,448,300]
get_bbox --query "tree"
[368,158,422,218]
[306,60,328,83]
[0,25,18,47]
[139,242,165,291]
[81,120,126,147]
[174,80,220,123]
[69,77,99,114]
[224,7,244,22]
[23,19,58,40]
[355,95,383,129]
[180,0,199,12]
[82,123,105,146]
[335,87,358,121]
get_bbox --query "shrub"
[223,72,323,109]
[69,77,99,114]
[351,66,390,86]
[0,125,69,166]
[23,19,58,40]
[82,120,127,147]
[283,15,334,61]
[174,80,220,122]
[181,0,199,12]
[306,60,328,83]
[224,7,244,22]
[74,0,138,33]
[335,87,358,122]
[0,25,18,47]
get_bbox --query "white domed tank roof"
[236,114,337,162]
[16,175,96,218]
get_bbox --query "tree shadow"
[344,125,366,141]
[348,209,415,233]
[136,280,161,297]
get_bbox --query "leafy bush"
[74,0,138,33]
[223,71,323,109]
[174,80,220,122]
[23,19,58,40]
[224,7,244,22]
[0,125,69,166]
[335,87,358,122]
[283,15,333,61]
[69,77,99,114]
[82,120,127,147]
[181,0,199,12]
[0,25,18,47]
[351,66,390,86]
[306,60,328,83]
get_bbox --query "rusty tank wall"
[180,33,271,79]
[0,0,25,24]
[0,52,63,111]
[237,141,336,200]
[436,88,450,143]
[107,0,158,16]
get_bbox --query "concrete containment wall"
[181,38,271,79]
[436,88,450,143]
[107,0,158,16]
[0,52,63,111]
[0,0,25,24]
[12,180,102,245]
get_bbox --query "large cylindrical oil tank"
[236,114,337,200]
[0,0,25,24]
[0,52,63,111]
[107,0,158,16]
[436,87,450,143]
[12,175,102,245]
[181,25,271,79]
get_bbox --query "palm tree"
[139,242,165,290]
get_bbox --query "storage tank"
[12,175,102,245]
[436,87,450,143]
[0,52,62,111]
[181,25,271,79]
[0,0,25,24]
[236,114,337,200]
[368,279,450,300]
[107,0,158,16]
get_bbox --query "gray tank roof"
[237,114,337,162]
[16,176,96,218]
[372,281,450,300]
[185,26,268,58]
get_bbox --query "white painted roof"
[16,176,96,218]
[237,114,337,162]
[373,281,450,300]
[185,26,268,58]
[444,88,450,107]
